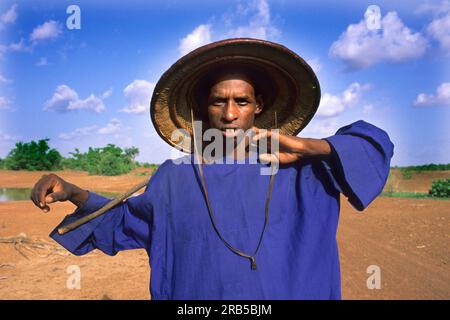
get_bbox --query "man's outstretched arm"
[30,173,155,256]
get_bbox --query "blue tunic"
[50,120,394,299]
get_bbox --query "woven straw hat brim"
[150,38,321,153]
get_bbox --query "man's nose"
[222,101,239,122]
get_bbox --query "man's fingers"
[29,192,41,209]
[251,129,280,142]
[38,184,51,209]
[250,126,260,134]
[259,152,279,164]
[31,174,55,210]
[45,194,55,204]
[32,183,48,209]
[45,191,67,204]
[36,191,67,213]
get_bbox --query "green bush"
[394,163,450,172]
[401,169,413,179]
[140,162,160,170]
[428,179,450,198]
[62,144,139,176]
[3,139,62,171]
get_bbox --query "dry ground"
[0,168,449,299]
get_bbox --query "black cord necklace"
[190,108,277,270]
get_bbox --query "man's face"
[207,74,263,138]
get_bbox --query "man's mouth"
[221,128,241,138]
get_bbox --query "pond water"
[0,188,118,202]
[0,188,33,202]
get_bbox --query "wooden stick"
[57,177,150,235]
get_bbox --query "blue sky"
[0,0,449,166]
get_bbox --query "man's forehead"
[209,79,255,96]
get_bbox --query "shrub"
[3,139,62,171]
[62,144,139,176]
[428,179,450,198]
[401,169,413,180]
[396,163,450,172]
[60,149,85,171]
[140,162,160,170]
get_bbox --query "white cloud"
[178,24,212,56]
[0,96,10,110]
[36,57,48,67]
[101,88,113,99]
[417,1,450,15]
[30,20,62,43]
[0,4,17,28]
[426,2,450,51]
[413,82,450,107]
[226,0,279,40]
[44,85,106,113]
[0,131,19,142]
[342,82,370,105]
[318,94,345,117]
[59,119,123,140]
[330,11,428,70]
[98,118,122,135]
[302,118,339,137]
[363,104,374,114]
[0,39,30,57]
[120,80,155,114]
[8,38,30,52]
[0,74,11,84]
[317,82,370,117]
[59,125,98,140]
[68,94,105,112]
[306,58,322,73]
[177,0,279,57]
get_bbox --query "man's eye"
[212,100,225,106]
[236,100,248,106]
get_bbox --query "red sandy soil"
[0,169,449,300]
[387,169,450,193]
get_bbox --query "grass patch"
[400,169,413,180]
[94,191,120,198]
[391,163,450,172]
[135,172,149,176]
[381,191,449,200]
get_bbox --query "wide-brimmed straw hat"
[150,38,321,153]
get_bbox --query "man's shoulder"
[153,156,194,176]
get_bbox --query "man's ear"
[255,95,264,115]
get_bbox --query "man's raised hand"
[251,126,332,165]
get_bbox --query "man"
[31,39,394,299]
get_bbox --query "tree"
[4,139,62,171]
[62,144,140,176]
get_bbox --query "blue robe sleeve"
[49,162,169,256]
[321,120,394,211]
